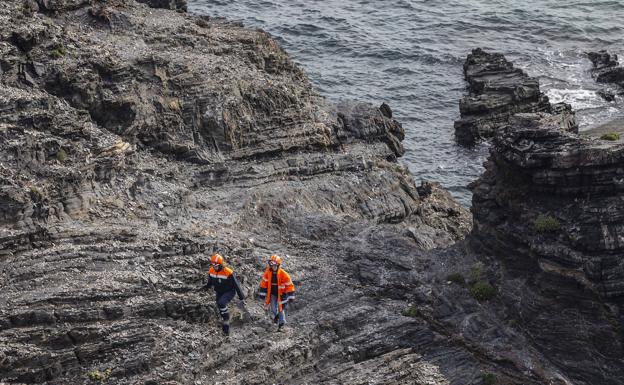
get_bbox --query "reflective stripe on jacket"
[205,266,244,299]
[258,268,295,311]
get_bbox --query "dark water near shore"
[189,0,624,206]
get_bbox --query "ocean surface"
[189,0,624,206]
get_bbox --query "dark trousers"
[216,289,235,323]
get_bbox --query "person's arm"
[258,270,268,299]
[200,275,213,291]
[231,273,245,300]
[279,271,295,305]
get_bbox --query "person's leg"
[278,305,286,326]
[216,290,235,335]
[270,294,279,323]
[276,300,286,330]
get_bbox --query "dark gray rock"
[454,48,577,145]
[588,50,624,89]
[469,112,624,383]
[1,1,622,385]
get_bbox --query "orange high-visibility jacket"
[203,266,245,299]
[258,268,295,311]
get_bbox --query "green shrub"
[533,215,561,233]
[56,148,67,162]
[87,368,111,383]
[600,132,620,141]
[29,186,44,202]
[469,263,483,283]
[446,272,465,285]
[401,304,418,317]
[470,281,496,301]
[50,45,66,58]
[482,373,496,385]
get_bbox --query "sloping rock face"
[2,2,623,385]
[470,112,624,383]
[1,1,496,384]
[454,48,577,145]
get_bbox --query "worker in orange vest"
[201,254,245,336]
[258,255,295,331]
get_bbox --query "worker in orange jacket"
[201,254,245,336]
[258,255,295,331]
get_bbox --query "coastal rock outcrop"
[454,48,577,145]
[587,50,624,101]
[471,112,624,298]
[2,1,623,385]
[0,1,480,384]
[469,112,624,383]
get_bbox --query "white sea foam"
[546,88,607,111]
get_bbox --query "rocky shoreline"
[454,48,577,145]
[1,1,623,384]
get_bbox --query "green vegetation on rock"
[533,215,561,232]
[469,262,483,282]
[401,304,419,317]
[87,368,111,383]
[50,45,67,58]
[447,272,465,285]
[56,148,67,162]
[600,132,620,141]
[470,281,496,301]
[482,373,496,385]
[29,186,44,201]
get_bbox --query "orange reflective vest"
[258,267,295,311]
[209,265,233,280]
[205,266,244,299]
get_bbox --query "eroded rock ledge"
[454,48,577,145]
[456,49,624,385]
[468,112,624,385]
[0,1,478,384]
[2,1,624,385]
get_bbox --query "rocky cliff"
[454,48,577,145]
[469,83,624,385]
[1,1,623,385]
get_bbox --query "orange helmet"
[269,255,282,266]
[211,254,224,265]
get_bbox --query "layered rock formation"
[469,113,624,383]
[0,1,483,384]
[454,48,577,145]
[2,1,624,385]
[588,50,624,87]
[587,50,624,101]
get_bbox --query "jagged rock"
[469,112,624,382]
[472,112,624,298]
[454,48,577,145]
[597,89,616,102]
[1,1,622,384]
[0,1,475,384]
[588,50,624,88]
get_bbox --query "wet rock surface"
[1,1,623,385]
[454,48,577,145]
[588,50,624,101]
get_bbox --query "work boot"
[222,323,230,336]
[277,323,284,332]
[273,314,279,324]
